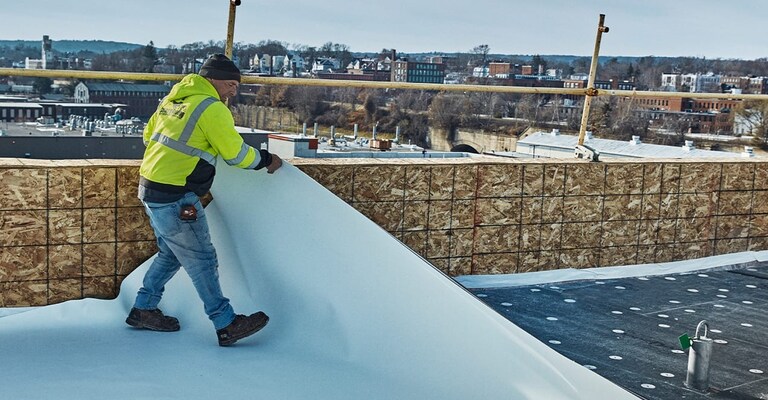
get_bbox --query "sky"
[2,0,767,60]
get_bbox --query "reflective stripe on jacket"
[139,74,263,201]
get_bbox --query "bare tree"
[514,94,548,128]
[470,44,490,67]
[288,86,329,124]
[428,93,465,132]
[735,100,768,148]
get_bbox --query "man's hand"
[266,153,282,174]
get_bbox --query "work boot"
[217,311,269,346]
[126,307,180,332]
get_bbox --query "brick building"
[392,60,445,84]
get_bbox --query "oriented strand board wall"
[1,157,767,306]
[0,159,156,307]
[294,158,768,275]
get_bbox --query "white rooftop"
[0,162,634,400]
[518,130,745,158]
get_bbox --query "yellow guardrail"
[3,67,768,101]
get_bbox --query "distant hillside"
[0,39,142,54]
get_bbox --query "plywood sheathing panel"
[603,195,641,221]
[605,164,643,195]
[296,165,354,202]
[403,201,429,231]
[83,243,116,277]
[402,231,427,255]
[0,169,47,210]
[472,252,517,275]
[1,210,47,246]
[451,229,474,257]
[520,197,542,225]
[48,244,81,279]
[48,278,82,304]
[474,225,519,254]
[0,281,47,307]
[48,209,81,244]
[448,256,472,276]
[477,164,521,198]
[426,229,451,258]
[429,166,455,200]
[0,246,46,282]
[83,168,116,208]
[453,165,477,200]
[451,200,475,229]
[721,163,754,191]
[717,191,752,216]
[404,166,430,201]
[474,198,520,226]
[565,164,605,196]
[754,163,768,190]
[83,208,116,243]
[116,207,153,242]
[116,167,140,207]
[353,165,405,202]
[116,240,156,276]
[48,168,82,209]
[4,158,768,307]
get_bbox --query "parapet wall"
[2,156,766,307]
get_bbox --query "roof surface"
[0,163,634,400]
[84,82,171,93]
[518,131,744,158]
[467,261,768,399]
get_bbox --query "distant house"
[74,82,170,118]
[249,53,295,75]
[284,53,305,75]
[312,58,340,74]
[249,54,270,74]
[472,66,489,78]
[661,72,723,93]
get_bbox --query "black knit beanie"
[199,54,241,82]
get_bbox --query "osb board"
[0,169,47,210]
[2,158,768,307]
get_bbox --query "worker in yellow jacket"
[126,54,281,346]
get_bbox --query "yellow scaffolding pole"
[225,0,240,59]
[577,14,609,146]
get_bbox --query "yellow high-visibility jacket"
[138,74,271,203]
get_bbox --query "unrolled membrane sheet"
[0,163,636,399]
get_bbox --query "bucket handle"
[694,320,709,339]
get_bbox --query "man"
[126,54,282,346]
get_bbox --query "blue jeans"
[133,192,235,330]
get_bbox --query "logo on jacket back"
[159,102,187,119]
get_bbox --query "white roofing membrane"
[518,131,741,158]
[0,163,635,399]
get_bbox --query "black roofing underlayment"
[470,263,768,399]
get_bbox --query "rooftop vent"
[743,146,755,158]
[683,140,695,151]
[550,129,560,136]
[585,131,593,140]
[630,135,641,145]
